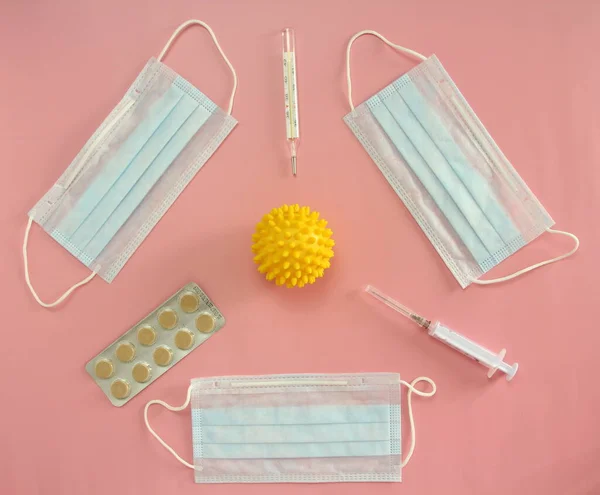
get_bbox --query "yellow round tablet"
[137,325,157,346]
[153,346,173,366]
[94,359,114,379]
[195,313,215,333]
[110,379,130,400]
[179,292,200,313]
[158,308,178,330]
[132,362,152,383]
[115,341,136,362]
[175,329,195,350]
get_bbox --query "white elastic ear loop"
[23,216,97,308]
[144,384,201,471]
[472,228,579,285]
[399,376,436,468]
[346,30,427,111]
[157,19,238,115]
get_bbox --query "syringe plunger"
[427,321,518,381]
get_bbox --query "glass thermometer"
[282,27,300,177]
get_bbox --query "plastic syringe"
[365,285,518,381]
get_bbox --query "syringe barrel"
[429,321,500,367]
[428,321,518,381]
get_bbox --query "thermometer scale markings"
[283,51,299,139]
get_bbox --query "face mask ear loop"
[346,30,427,111]
[144,384,202,471]
[157,19,238,115]
[23,216,97,308]
[472,228,579,285]
[399,376,436,468]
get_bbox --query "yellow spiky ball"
[252,204,335,288]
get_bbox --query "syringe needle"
[364,285,430,328]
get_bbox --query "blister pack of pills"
[86,282,225,406]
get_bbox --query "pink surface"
[1,0,599,493]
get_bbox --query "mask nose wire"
[157,19,238,115]
[23,216,98,308]
[346,30,426,111]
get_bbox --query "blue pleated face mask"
[23,20,238,307]
[344,31,579,288]
[144,373,436,483]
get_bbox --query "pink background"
[1,0,599,493]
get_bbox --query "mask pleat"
[56,85,184,239]
[203,421,389,444]
[369,94,492,265]
[380,90,507,256]
[67,92,197,254]
[201,405,390,460]
[78,94,211,260]
[397,82,521,247]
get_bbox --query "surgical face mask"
[22,20,238,307]
[344,30,579,288]
[144,373,436,483]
